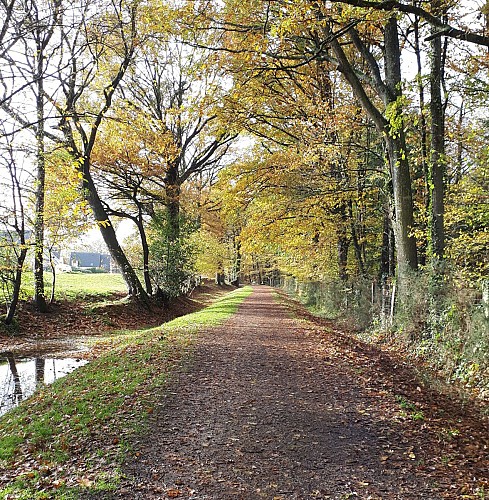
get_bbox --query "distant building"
[69,252,111,272]
[0,230,117,273]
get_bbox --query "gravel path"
[113,286,488,499]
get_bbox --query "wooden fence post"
[482,280,489,320]
[390,283,396,326]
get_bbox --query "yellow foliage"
[191,229,233,277]
[92,105,179,176]
[44,150,92,243]
[446,161,489,284]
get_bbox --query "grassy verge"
[0,286,252,499]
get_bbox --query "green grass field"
[50,272,127,299]
[21,272,128,301]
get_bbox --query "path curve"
[114,286,487,499]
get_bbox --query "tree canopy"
[0,0,487,333]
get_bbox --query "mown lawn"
[21,272,127,301]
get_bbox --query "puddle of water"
[0,354,88,416]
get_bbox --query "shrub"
[148,211,199,300]
[283,276,373,330]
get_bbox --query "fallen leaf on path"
[78,477,93,487]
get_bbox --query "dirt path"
[115,287,488,499]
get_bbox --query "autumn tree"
[0,0,152,304]
[91,108,170,295]
[206,1,388,286]
[105,23,238,297]
[44,150,91,302]
[50,0,152,302]
[208,0,489,295]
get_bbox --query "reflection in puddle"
[0,354,88,416]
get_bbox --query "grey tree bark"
[33,42,48,313]
[82,163,150,302]
[2,129,29,324]
[30,0,61,312]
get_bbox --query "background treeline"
[0,0,488,397]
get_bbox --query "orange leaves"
[92,106,178,177]
[166,488,182,497]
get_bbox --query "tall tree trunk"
[337,228,350,282]
[414,15,429,267]
[454,103,464,184]
[232,237,242,285]
[165,163,181,243]
[82,162,150,305]
[5,247,28,325]
[384,135,418,276]
[380,211,391,282]
[4,143,28,325]
[49,247,56,304]
[349,201,366,277]
[135,215,152,295]
[384,16,418,280]
[163,165,184,296]
[380,208,396,282]
[33,46,48,313]
[425,0,447,336]
[389,215,396,278]
[414,16,429,181]
[328,16,417,291]
[166,187,181,242]
[429,0,446,260]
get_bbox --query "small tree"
[191,229,233,281]
[0,134,29,325]
[149,211,199,300]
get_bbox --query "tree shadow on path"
[108,286,488,499]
